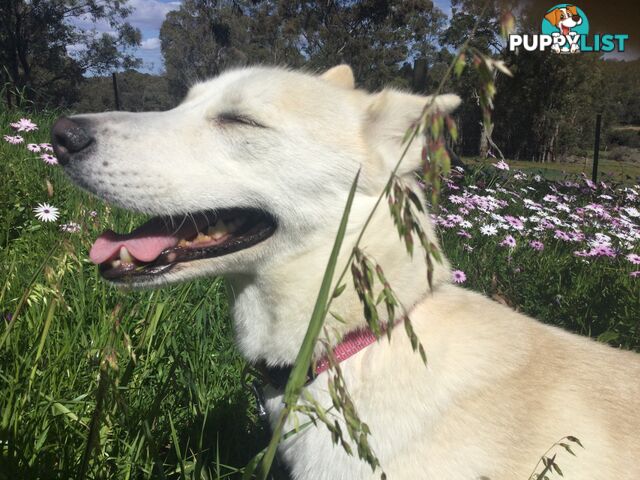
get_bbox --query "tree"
[160,0,449,101]
[160,0,305,100]
[441,0,507,157]
[0,0,141,108]
[276,0,448,90]
[73,70,173,113]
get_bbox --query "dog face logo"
[542,4,590,53]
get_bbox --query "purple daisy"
[529,240,544,251]
[500,235,517,248]
[452,270,467,284]
[626,253,640,265]
[40,154,58,166]
[3,135,24,144]
[10,118,38,132]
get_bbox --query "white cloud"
[127,0,181,30]
[66,0,181,73]
[141,37,161,50]
[68,0,180,36]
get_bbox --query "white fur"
[64,65,640,479]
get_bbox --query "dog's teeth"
[119,246,134,264]
[207,220,228,240]
[178,239,188,247]
[193,232,212,244]
[111,259,122,269]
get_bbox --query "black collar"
[256,361,315,390]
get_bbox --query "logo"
[508,4,628,54]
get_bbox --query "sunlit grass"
[463,156,640,184]
[0,110,268,479]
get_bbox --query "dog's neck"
[228,190,451,366]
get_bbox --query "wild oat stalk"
[528,436,584,480]
[247,4,517,478]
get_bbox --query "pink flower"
[504,215,524,231]
[493,160,510,171]
[27,143,41,152]
[569,232,585,242]
[39,143,53,152]
[452,270,467,283]
[630,271,640,278]
[554,230,571,242]
[529,240,544,251]
[500,235,517,248]
[40,154,58,165]
[457,230,471,239]
[10,118,38,132]
[446,214,464,225]
[3,135,24,144]
[626,253,640,265]
[590,245,616,258]
[584,178,597,190]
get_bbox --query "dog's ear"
[365,89,461,176]
[544,8,560,26]
[566,5,578,16]
[321,65,355,89]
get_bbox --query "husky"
[53,65,640,479]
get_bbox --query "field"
[464,156,640,184]
[1,111,639,479]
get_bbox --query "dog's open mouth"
[91,208,276,281]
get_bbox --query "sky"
[74,0,637,74]
[70,0,180,73]
[126,0,181,72]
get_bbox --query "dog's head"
[53,65,460,288]
[545,5,582,35]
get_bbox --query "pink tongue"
[90,231,179,264]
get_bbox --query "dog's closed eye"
[217,112,266,128]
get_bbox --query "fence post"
[592,113,602,184]
[112,72,121,111]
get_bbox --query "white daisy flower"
[480,224,498,236]
[624,207,639,218]
[60,222,81,233]
[33,203,60,222]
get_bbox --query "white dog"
[53,65,640,479]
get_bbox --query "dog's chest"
[260,351,491,480]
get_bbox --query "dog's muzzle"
[51,117,94,165]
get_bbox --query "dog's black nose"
[572,14,580,21]
[51,117,94,165]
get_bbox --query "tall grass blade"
[255,169,360,479]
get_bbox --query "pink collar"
[260,321,399,389]
[313,327,380,375]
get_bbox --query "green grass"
[1,111,639,478]
[1,110,269,479]
[463,156,640,184]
